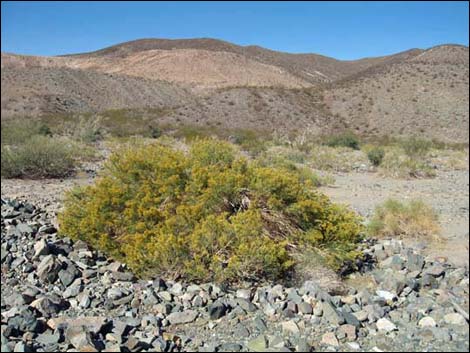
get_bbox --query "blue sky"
[1,1,468,60]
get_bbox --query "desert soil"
[319,170,469,267]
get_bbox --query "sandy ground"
[319,170,469,267]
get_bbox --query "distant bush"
[367,147,385,166]
[1,136,78,178]
[148,125,162,139]
[379,148,436,178]
[59,139,363,283]
[367,199,440,240]
[400,136,432,159]
[325,132,360,150]
[310,145,369,172]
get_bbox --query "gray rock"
[322,301,344,325]
[33,239,49,259]
[167,310,198,325]
[62,278,83,298]
[36,255,61,283]
[298,302,313,315]
[208,302,227,320]
[65,325,96,350]
[247,335,267,352]
[236,289,252,300]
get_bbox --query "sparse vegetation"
[367,198,440,240]
[59,138,363,283]
[367,147,385,166]
[324,132,361,150]
[1,135,78,178]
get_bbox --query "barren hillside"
[1,39,468,142]
[324,45,469,142]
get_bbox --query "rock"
[159,291,173,302]
[36,255,61,283]
[343,311,362,328]
[321,332,339,347]
[376,290,396,301]
[281,320,300,335]
[170,282,183,295]
[167,310,198,325]
[418,316,437,327]
[58,266,77,287]
[47,316,106,334]
[298,302,313,315]
[322,301,344,325]
[406,252,425,272]
[236,289,252,300]
[313,302,323,316]
[16,223,33,234]
[380,255,404,270]
[208,302,227,320]
[33,239,49,259]
[339,324,357,341]
[254,317,267,332]
[36,330,61,346]
[425,264,445,277]
[444,313,467,326]
[247,335,267,352]
[219,343,243,352]
[66,325,97,351]
[62,278,83,298]
[376,318,397,332]
[29,297,62,317]
[13,341,34,352]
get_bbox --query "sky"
[1,1,469,60]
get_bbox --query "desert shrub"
[1,119,48,145]
[367,147,385,166]
[367,199,440,240]
[379,148,436,178]
[59,138,363,283]
[325,132,360,150]
[399,136,432,158]
[1,135,78,178]
[147,125,162,139]
[310,145,369,172]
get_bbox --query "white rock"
[376,290,396,301]
[376,318,397,332]
[418,316,437,327]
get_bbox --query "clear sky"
[1,1,468,60]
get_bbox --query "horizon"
[1,1,469,60]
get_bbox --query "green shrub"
[148,125,162,139]
[59,138,363,283]
[400,136,432,158]
[367,199,440,240]
[1,136,78,178]
[367,147,385,166]
[325,132,360,150]
[1,119,46,145]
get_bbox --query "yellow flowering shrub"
[59,138,363,282]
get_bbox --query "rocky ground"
[1,199,469,352]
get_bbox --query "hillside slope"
[1,39,468,142]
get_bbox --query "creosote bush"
[1,135,78,178]
[367,199,440,240]
[367,147,385,166]
[59,139,363,283]
[324,132,360,150]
